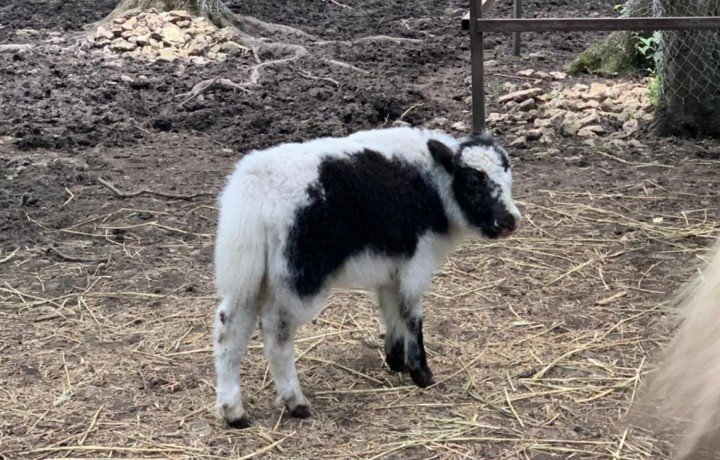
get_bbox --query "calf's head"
[428,133,521,239]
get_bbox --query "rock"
[535,71,549,79]
[600,101,623,113]
[534,118,554,128]
[487,112,506,125]
[549,71,567,80]
[578,125,605,137]
[161,23,185,45]
[561,115,583,136]
[122,16,138,30]
[120,74,134,83]
[517,69,535,77]
[511,136,528,149]
[214,28,237,42]
[149,38,164,49]
[451,121,468,132]
[501,82,518,93]
[110,38,137,52]
[578,111,600,128]
[628,139,646,150]
[191,56,209,66]
[521,128,543,141]
[623,119,639,135]
[157,48,177,62]
[131,75,151,89]
[169,9,192,19]
[614,111,631,123]
[221,41,249,55]
[108,25,124,37]
[586,83,609,101]
[578,100,600,110]
[429,117,449,128]
[485,59,498,67]
[131,34,151,46]
[95,26,114,40]
[517,98,536,111]
[176,20,192,28]
[498,87,543,104]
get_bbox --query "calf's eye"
[468,172,487,188]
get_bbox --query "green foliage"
[648,73,662,106]
[633,32,663,106]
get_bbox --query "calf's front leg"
[401,297,435,388]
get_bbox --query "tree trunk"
[99,0,242,29]
[568,0,652,76]
[99,0,314,41]
[653,0,720,137]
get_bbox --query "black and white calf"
[213,127,521,427]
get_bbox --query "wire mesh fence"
[630,0,720,121]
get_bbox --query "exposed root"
[177,77,252,106]
[296,70,340,88]
[315,35,424,46]
[321,58,370,74]
[326,0,354,9]
[47,247,108,264]
[0,44,33,53]
[235,15,317,41]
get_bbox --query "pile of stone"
[86,9,249,64]
[487,70,655,149]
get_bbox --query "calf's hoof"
[227,415,251,429]
[290,404,311,419]
[385,339,407,372]
[410,368,435,388]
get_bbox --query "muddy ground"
[1,0,720,458]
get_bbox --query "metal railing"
[464,0,720,133]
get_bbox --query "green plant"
[634,31,663,106]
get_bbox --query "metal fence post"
[470,0,485,133]
[513,0,522,56]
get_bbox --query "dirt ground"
[2,0,720,458]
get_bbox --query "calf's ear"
[427,139,455,174]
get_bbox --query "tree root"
[296,70,340,87]
[177,77,252,106]
[0,44,33,53]
[315,35,424,46]
[321,58,369,74]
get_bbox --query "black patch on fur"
[290,404,311,419]
[271,311,291,344]
[460,132,496,150]
[427,139,455,174]
[405,317,434,387]
[219,311,227,324]
[385,336,406,372]
[286,149,449,297]
[494,146,511,172]
[460,133,510,172]
[452,165,509,239]
[227,416,251,429]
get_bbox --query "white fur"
[212,127,520,423]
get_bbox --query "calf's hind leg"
[214,296,261,428]
[260,301,311,418]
